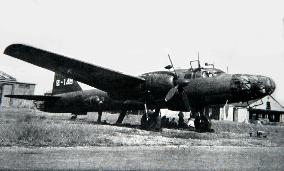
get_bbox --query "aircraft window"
[195,72,202,78]
[202,71,209,78]
[185,68,224,79]
[208,73,214,77]
[205,69,225,77]
[213,71,224,76]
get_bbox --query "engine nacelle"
[141,71,175,99]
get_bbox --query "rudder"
[52,73,82,95]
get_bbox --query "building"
[219,99,284,123]
[161,97,284,123]
[220,104,250,123]
[0,70,35,108]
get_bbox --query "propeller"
[165,78,191,102]
[164,54,191,111]
[164,54,178,102]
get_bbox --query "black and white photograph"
[0,0,283,170]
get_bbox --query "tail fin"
[52,73,82,95]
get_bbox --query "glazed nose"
[249,75,276,95]
[260,77,276,95]
[231,74,276,97]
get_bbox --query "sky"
[0,0,283,107]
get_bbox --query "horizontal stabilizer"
[5,95,60,101]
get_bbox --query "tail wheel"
[70,114,77,120]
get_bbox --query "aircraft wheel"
[70,115,77,120]
[154,115,162,131]
[199,115,212,132]
[140,113,148,130]
[148,111,162,131]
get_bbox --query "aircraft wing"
[5,95,60,101]
[4,44,145,93]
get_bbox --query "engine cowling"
[141,71,175,99]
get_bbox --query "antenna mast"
[198,52,201,68]
[168,54,177,76]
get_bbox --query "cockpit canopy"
[176,68,225,79]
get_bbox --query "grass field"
[0,107,283,147]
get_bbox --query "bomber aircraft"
[4,44,276,130]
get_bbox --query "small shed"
[0,70,35,108]
[219,99,284,123]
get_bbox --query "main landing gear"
[95,110,127,124]
[141,109,162,131]
[194,113,212,132]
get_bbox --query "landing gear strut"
[116,111,126,124]
[97,111,102,123]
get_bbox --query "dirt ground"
[0,107,283,170]
[0,146,283,170]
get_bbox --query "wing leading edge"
[5,95,60,101]
[4,44,145,93]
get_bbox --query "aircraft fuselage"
[39,70,275,113]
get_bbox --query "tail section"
[52,73,82,95]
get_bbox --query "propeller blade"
[165,79,190,102]
[165,83,191,111]
[182,93,191,111]
[165,85,178,102]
